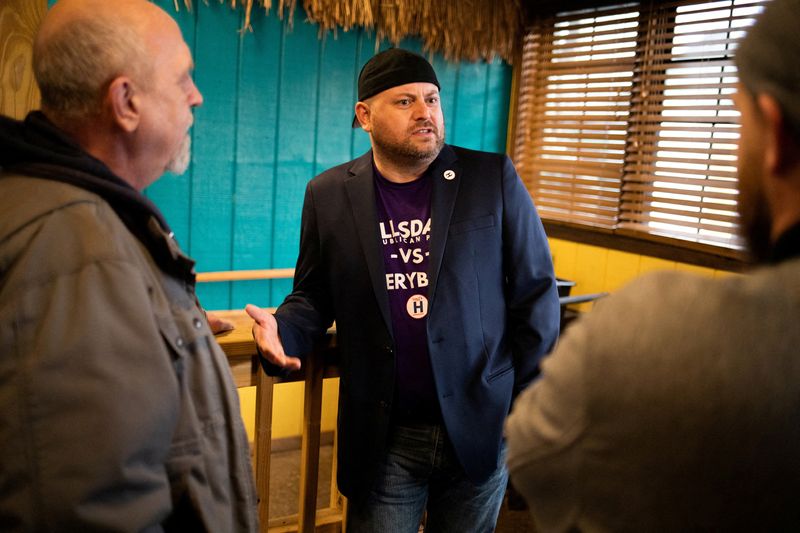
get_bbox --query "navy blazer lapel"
[427,145,460,305]
[344,151,393,333]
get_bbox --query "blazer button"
[384,345,393,355]
[176,337,185,348]
[379,400,390,410]
[193,318,203,329]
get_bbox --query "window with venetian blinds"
[512,0,768,251]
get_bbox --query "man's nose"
[189,80,203,108]
[412,99,432,120]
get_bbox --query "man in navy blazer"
[247,48,559,532]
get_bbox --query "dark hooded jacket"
[0,112,258,532]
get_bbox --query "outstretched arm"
[245,303,302,371]
[247,182,334,374]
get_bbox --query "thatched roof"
[175,0,523,63]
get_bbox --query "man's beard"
[739,187,773,263]
[167,133,192,175]
[737,154,773,263]
[371,122,445,167]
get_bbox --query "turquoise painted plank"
[350,32,393,159]
[270,11,321,304]
[482,58,512,153]
[315,31,359,175]
[145,168,192,249]
[398,38,423,56]
[430,54,459,144]
[230,12,285,310]
[86,3,514,311]
[451,61,489,150]
[190,2,242,310]
[145,0,198,250]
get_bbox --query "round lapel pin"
[443,169,456,180]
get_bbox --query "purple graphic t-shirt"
[373,165,440,422]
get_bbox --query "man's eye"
[398,99,410,106]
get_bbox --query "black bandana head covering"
[352,48,440,127]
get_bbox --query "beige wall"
[1,0,45,119]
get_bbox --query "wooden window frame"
[508,0,767,271]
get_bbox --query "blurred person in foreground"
[0,0,256,530]
[246,48,560,532]
[506,0,800,530]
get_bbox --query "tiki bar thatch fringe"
[174,0,299,31]
[174,0,522,63]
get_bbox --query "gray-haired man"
[0,0,257,529]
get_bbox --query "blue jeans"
[346,422,508,533]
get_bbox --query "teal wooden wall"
[111,1,512,309]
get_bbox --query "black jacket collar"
[0,111,194,282]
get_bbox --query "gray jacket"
[506,263,800,532]
[0,175,257,531]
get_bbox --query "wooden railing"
[204,268,345,533]
[197,268,295,283]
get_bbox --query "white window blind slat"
[513,0,769,250]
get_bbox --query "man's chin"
[409,138,444,160]
[166,135,192,175]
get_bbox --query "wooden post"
[0,0,44,119]
[297,354,324,533]
[213,307,344,531]
[330,427,340,509]
[254,364,275,531]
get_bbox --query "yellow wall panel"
[238,386,257,443]
[572,244,608,294]
[546,237,729,312]
[321,378,340,434]
[272,382,306,438]
[603,249,642,292]
[550,238,578,282]
[238,379,339,443]
[571,244,608,311]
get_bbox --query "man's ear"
[107,76,140,133]
[757,93,798,176]
[354,102,370,131]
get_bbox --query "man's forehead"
[380,82,440,97]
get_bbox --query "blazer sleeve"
[500,155,560,395]
[271,181,335,363]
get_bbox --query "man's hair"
[736,0,800,139]
[33,14,150,121]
